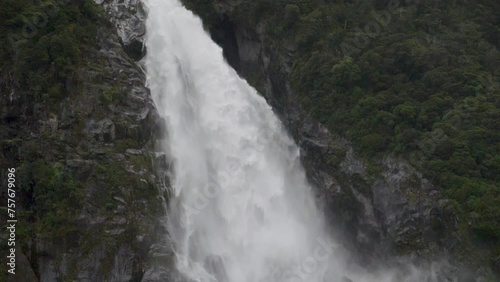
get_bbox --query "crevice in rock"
[210,14,241,72]
[123,39,147,61]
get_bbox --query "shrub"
[284,4,300,27]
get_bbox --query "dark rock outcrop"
[95,0,148,60]
[0,1,175,281]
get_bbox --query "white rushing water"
[144,0,447,281]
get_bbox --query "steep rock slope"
[0,1,175,281]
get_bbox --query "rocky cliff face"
[95,0,147,61]
[179,0,493,279]
[0,1,176,281]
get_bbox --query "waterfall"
[144,0,448,281]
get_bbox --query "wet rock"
[85,119,116,142]
[96,0,147,60]
[204,255,228,282]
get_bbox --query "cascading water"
[144,0,449,281]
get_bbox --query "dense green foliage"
[20,160,85,237]
[184,0,500,260]
[0,0,104,240]
[0,0,105,101]
[291,0,500,246]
